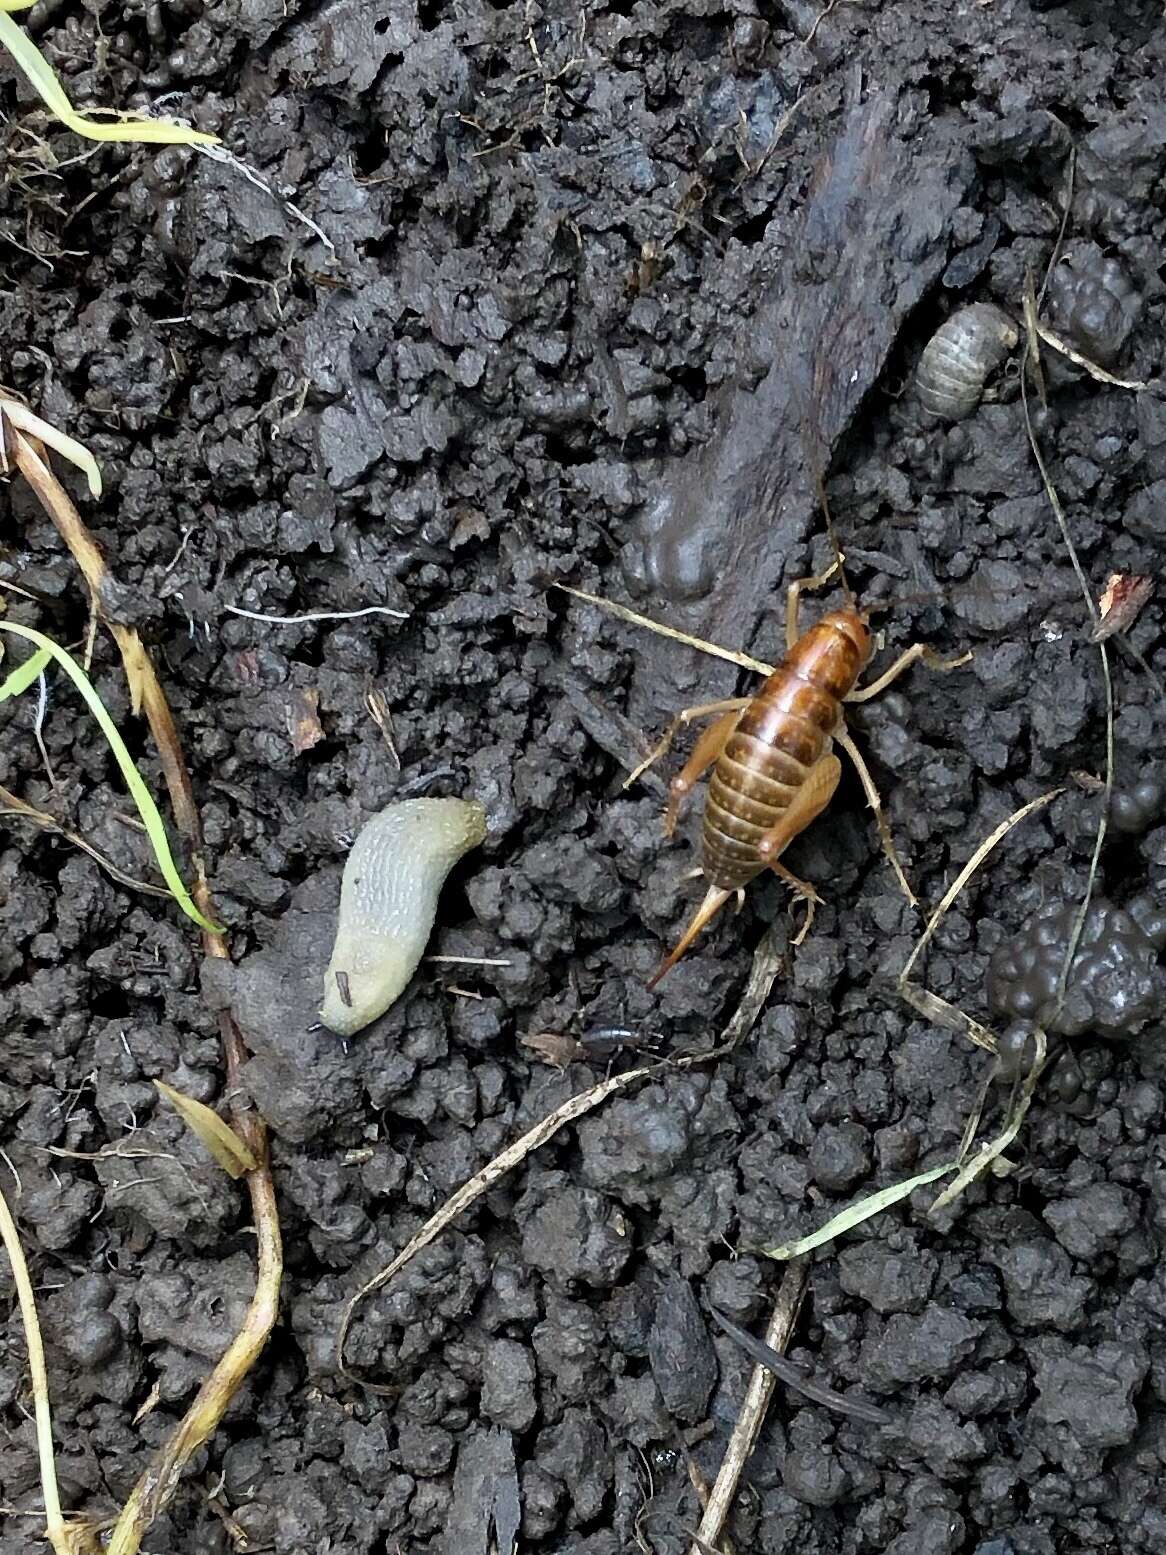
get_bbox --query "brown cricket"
[632,564,966,987]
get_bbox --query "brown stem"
[10,431,283,1553]
[688,1261,808,1555]
[11,436,209,871]
[104,1126,280,1554]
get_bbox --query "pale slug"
[320,797,487,1036]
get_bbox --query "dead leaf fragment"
[364,686,400,768]
[119,630,151,716]
[1092,573,1152,641]
[132,1379,162,1425]
[234,648,260,686]
[287,687,325,754]
[450,507,491,549]
[154,1080,259,1178]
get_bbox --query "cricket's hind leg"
[835,726,917,907]
[624,699,750,837]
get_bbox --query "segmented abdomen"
[701,615,865,890]
[916,303,1019,421]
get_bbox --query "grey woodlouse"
[916,302,1019,420]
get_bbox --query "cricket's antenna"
[799,362,856,614]
[812,467,857,613]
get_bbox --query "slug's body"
[916,302,1018,421]
[320,798,486,1037]
[648,608,872,986]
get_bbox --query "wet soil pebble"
[2,1,1166,1553]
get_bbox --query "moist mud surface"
[2,2,1166,1552]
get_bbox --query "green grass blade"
[0,621,221,932]
[759,1160,960,1260]
[929,1033,1046,1217]
[0,643,52,699]
[0,10,218,145]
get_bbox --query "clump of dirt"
[2,1,1166,1552]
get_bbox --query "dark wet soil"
[2,2,1166,1552]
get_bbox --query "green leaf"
[0,643,52,700]
[0,621,221,933]
[0,10,218,145]
[759,1160,961,1260]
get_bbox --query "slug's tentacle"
[320,797,487,1037]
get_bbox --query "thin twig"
[11,434,204,854]
[196,143,337,258]
[104,970,281,1549]
[424,955,512,966]
[687,1262,808,1555]
[1020,386,1114,1016]
[1019,166,1117,1022]
[340,939,781,1388]
[8,426,283,1555]
[338,1062,658,1387]
[32,670,59,791]
[929,1029,1047,1216]
[1038,150,1075,313]
[10,429,215,929]
[898,789,1062,1052]
[1022,274,1047,408]
[1032,320,1149,391]
[0,784,172,898]
[717,926,786,1049]
[803,0,842,47]
[104,1086,279,1552]
[364,687,401,768]
[734,88,810,183]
